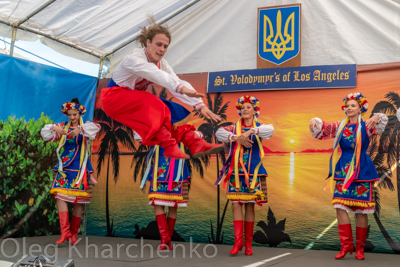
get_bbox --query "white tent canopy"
[1,0,400,77]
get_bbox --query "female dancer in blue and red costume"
[216,95,274,256]
[101,19,222,159]
[135,129,203,250]
[309,92,388,260]
[41,98,100,245]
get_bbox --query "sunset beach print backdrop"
[88,64,400,253]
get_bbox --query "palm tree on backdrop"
[253,208,292,247]
[368,115,400,254]
[193,92,232,244]
[132,86,209,186]
[94,108,136,236]
[369,91,400,215]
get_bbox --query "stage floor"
[0,236,398,267]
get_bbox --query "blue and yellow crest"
[258,5,300,65]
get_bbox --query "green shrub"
[0,114,60,237]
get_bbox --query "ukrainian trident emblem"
[258,6,300,65]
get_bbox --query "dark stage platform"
[0,236,398,267]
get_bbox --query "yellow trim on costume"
[152,146,160,192]
[50,188,89,197]
[148,194,183,201]
[254,190,265,201]
[250,119,264,190]
[173,114,193,128]
[227,194,258,201]
[331,199,375,208]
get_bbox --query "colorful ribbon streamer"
[250,119,265,190]
[55,121,71,179]
[140,146,156,189]
[167,158,176,191]
[326,115,362,193]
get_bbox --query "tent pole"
[98,58,104,80]
[10,27,17,56]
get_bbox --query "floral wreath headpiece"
[341,92,368,115]
[236,95,260,117]
[61,102,86,116]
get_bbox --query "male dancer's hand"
[181,87,205,98]
[199,106,221,122]
[180,87,221,122]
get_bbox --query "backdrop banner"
[207,64,357,93]
[0,54,97,122]
[88,64,400,254]
[1,60,399,255]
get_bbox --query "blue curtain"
[0,54,97,122]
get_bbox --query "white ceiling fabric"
[163,0,400,74]
[0,0,399,76]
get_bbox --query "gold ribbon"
[152,145,160,192]
[250,119,264,190]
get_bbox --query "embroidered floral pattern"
[336,162,351,177]
[230,178,243,192]
[157,166,167,177]
[343,125,356,142]
[334,181,370,198]
[354,184,369,198]
[154,182,182,192]
[60,148,76,165]
[319,121,340,140]
[229,176,261,193]
[335,182,343,194]
[58,179,66,186]
[156,158,171,178]
[56,173,68,187]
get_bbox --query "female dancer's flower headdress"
[236,95,260,117]
[341,92,368,115]
[328,92,368,193]
[61,102,86,115]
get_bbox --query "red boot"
[335,224,354,259]
[244,221,254,256]
[173,125,223,158]
[155,214,171,250]
[55,211,72,244]
[230,220,244,255]
[156,126,189,159]
[70,216,81,245]
[355,227,368,260]
[167,217,177,250]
